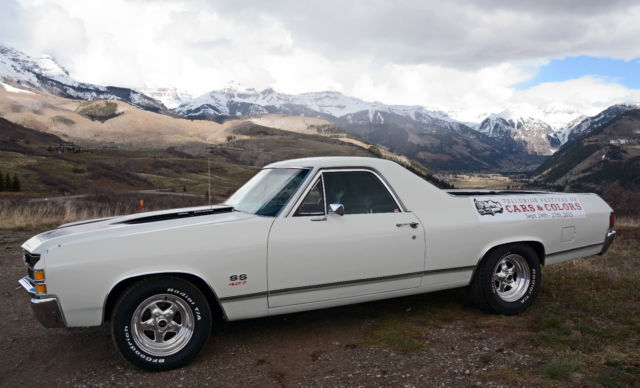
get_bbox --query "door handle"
[396,222,419,229]
[311,216,327,222]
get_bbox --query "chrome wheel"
[130,294,195,357]
[492,254,531,302]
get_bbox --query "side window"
[294,178,325,216]
[323,171,399,215]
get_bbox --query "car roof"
[265,156,396,170]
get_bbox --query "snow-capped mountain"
[0,44,166,112]
[140,86,193,109]
[4,43,638,164]
[172,83,549,170]
[476,115,555,155]
[174,83,457,124]
[551,104,639,147]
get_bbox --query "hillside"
[1,80,455,188]
[337,112,546,172]
[0,83,232,147]
[533,109,640,192]
[0,107,452,199]
[0,116,385,197]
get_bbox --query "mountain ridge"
[2,43,639,174]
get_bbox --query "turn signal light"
[610,212,615,229]
[34,270,45,281]
[35,284,47,294]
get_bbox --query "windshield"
[225,168,310,216]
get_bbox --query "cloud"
[0,0,86,63]
[0,0,639,127]
[208,0,640,68]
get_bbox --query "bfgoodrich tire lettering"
[111,276,212,371]
[471,244,541,315]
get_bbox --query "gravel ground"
[1,230,539,387]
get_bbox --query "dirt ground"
[1,229,636,387]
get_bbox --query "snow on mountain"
[0,81,34,94]
[551,104,638,146]
[471,103,594,153]
[474,103,640,153]
[499,104,583,130]
[476,115,555,155]
[552,115,587,146]
[1,45,58,87]
[174,83,457,127]
[140,86,193,109]
[475,114,511,138]
[0,44,166,112]
[0,44,89,92]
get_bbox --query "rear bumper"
[18,276,66,328]
[599,230,616,256]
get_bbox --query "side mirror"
[328,203,345,216]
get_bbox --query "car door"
[267,169,426,308]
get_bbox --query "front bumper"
[599,230,616,256]
[19,276,66,328]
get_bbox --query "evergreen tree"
[12,173,21,192]
[0,170,4,191]
[4,173,10,191]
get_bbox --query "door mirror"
[328,203,345,216]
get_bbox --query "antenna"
[208,157,211,207]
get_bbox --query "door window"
[323,171,399,214]
[294,178,325,216]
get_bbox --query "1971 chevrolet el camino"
[19,157,616,370]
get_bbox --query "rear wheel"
[111,276,211,370]
[471,245,541,315]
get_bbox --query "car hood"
[22,205,257,254]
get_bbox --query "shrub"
[77,101,121,122]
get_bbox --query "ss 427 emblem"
[228,274,247,287]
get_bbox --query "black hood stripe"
[117,206,234,225]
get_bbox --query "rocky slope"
[476,115,555,155]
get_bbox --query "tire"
[111,276,212,371]
[470,244,541,315]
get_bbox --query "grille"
[23,251,40,269]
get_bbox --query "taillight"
[609,212,615,229]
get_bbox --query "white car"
[19,157,616,370]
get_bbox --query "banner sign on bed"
[471,195,586,222]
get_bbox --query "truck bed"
[445,189,552,196]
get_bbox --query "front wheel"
[111,276,212,370]
[470,244,541,315]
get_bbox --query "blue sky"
[519,56,640,90]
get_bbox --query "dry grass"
[0,191,206,230]
[616,216,640,227]
[443,173,529,190]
